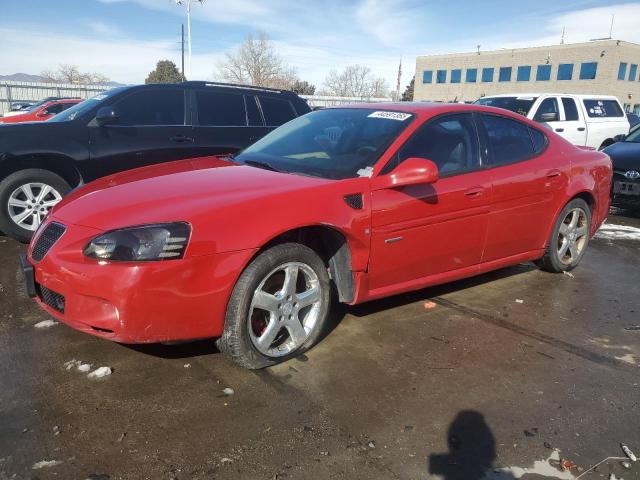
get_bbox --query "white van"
[475,94,630,149]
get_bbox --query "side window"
[244,95,263,126]
[115,89,184,126]
[258,96,296,126]
[533,97,559,122]
[480,114,535,166]
[582,99,624,118]
[561,97,579,121]
[196,91,246,126]
[529,127,548,154]
[44,104,64,114]
[394,113,479,177]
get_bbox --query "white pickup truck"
[475,93,630,150]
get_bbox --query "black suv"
[0,81,311,242]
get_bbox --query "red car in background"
[1,99,82,123]
[20,103,612,369]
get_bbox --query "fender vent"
[343,193,363,210]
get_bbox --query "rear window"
[258,96,297,126]
[196,91,246,126]
[474,96,537,117]
[582,99,624,118]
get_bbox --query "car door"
[368,113,491,291]
[190,90,271,157]
[558,96,587,145]
[88,87,194,180]
[478,113,569,262]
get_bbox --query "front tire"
[217,243,331,369]
[536,198,592,273]
[0,169,70,243]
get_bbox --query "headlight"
[83,223,191,261]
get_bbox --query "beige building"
[413,39,640,113]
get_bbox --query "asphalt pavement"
[1,210,639,480]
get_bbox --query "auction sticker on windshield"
[368,111,412,121]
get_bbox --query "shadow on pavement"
[429,410,515,480]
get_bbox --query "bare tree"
[217,32,298,89]
[322,65,389,98]
[41,64,109,85]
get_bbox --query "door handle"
[554,128,564,132]
[546,170,562,178]
[170,135,194,143]
[577,127,586,131]
[464,187,484,198]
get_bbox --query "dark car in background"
[627,113,640,129]
[0,81,311,241]
[604,123,640,209]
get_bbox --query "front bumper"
[26,218,257,343]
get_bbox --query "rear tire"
[217,243,331,369]
[0,169,70,243]
[536,198,592,273]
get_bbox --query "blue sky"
[2,0,640,88]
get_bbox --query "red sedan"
[1,99,81,123]
[21,103,612,369]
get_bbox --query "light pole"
[175,0,204,79]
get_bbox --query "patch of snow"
[32,460,63,469]
[87,366,112,379]
[64,360,81,370]
[595,223,640,241]
[484,451,575,480]
[77,363,92,372]
[615,353,638,365]
[34,320,57,328]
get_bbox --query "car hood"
[52,157,333,231]
[603,141,640,171]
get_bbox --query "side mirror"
[36,111,48,117]
[378,158,439,188]
[95,106,119,125]
[613,134,626,143]
[537,112,558,122]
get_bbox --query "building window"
[436,70,447,83]
[499,67,512,82]
[517,66,531,81]
[466,68,477,83]
[422,70,433,84]
[618,62,628,80]
[536,65,552,81]
[481,67,494,82]
[629,64,638,81]
[579,62,598,80]
[557,63,573,80]
[451,69,462,83]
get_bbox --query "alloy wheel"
[8,183,62,231]
[556,207,589,265]
[248,262,323,357]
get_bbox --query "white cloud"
[355,0,423,46]
[0,27,221,84]
[87,21,124,37]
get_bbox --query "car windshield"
[474,96,538,116]
[625,124,640,143]
[234,108,414,180]
[47,88,126,122]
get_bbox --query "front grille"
[36,283,65,313]
[31,222,66,262]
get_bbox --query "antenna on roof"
[609,13,615,38]
[476,44,481,55]
[560,27,565,44]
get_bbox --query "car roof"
[333,101,537,121]
[481,93,620,100]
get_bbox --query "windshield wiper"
[243,159,281,172]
